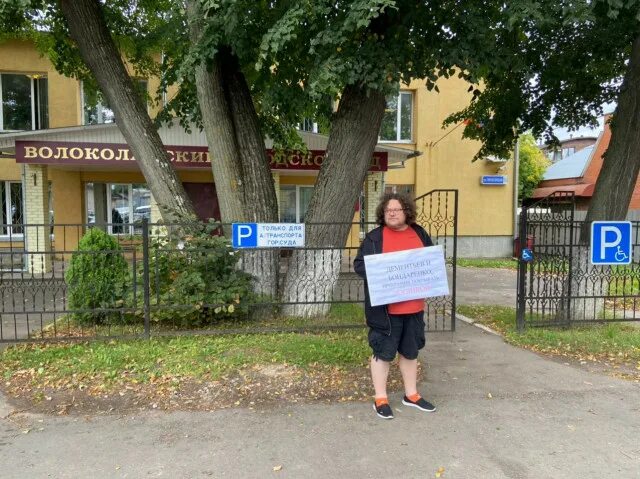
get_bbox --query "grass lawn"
[455,258,518,270]
[457,304,640,369]
[0,303,408,413]
[1,329,370,385]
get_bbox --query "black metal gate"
[516,191,640,329]
[415,189,458,332]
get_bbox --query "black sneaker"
[373,402,394,419]
[402,395,436,412]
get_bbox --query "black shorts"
[368,311,426,361]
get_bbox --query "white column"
[24,164,52,274]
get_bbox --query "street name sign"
[480,175,508,186]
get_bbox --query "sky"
[550,102,616,141]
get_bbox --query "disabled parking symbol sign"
[590,221,632,265]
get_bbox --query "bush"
[65,228,129,325]
[144,222,256,327]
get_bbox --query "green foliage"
[518,133,550,200]
[65,228,129,325]
[6,0,637,177]
[445,0,640,160]
[143,221,256,327]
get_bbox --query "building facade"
[541,136,598,164]
[0,39,517,272]
[532,116,640,214]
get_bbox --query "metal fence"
[0,190,457,343]
[516,191,640,328]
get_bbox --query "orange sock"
[375,397,389,407]
[407,393,421,402]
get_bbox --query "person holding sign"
[354,193,437,419]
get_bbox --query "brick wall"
[24,164,52,273]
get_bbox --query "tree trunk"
[186,1,246,226]
[220,50,280,298]
[567,34,640,322]
[220,50,278,224]
[59,0,196,223]
[185,1,279,298]
[583,35,640,226]
[281,85,386,317]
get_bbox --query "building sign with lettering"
[15,141,387,172]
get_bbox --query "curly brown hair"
[375,192,417,226]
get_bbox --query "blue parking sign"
[232,223,257,248]
[591,221,632,265]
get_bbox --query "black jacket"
[353,224,433,333]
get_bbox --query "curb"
[456,313,501,336]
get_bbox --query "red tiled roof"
[531,183,595,199]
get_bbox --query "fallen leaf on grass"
[436,466,445,477]
[273,465,283,471]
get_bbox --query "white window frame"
[298,118,318,133]
[280,185,313,223]
[378,91,413,144]
[0,73,46,132]
[105,183,151,235]
[81,79,148,125]
[107,183,134,235]
[0,181,24,238]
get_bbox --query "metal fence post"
[566,219,575,326]
[451,190,458,332]
[516,207,527,331]
[142,218,151,340]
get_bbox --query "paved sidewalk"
[1,321,638,478]
[455,266,516,308]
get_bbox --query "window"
[108,183,150,234]
[82,80,148,125]
[279,185,313,223]
[562,147,576,160]
[299,118,318,133]
[0,74,48,131]
[85,183,151,234]
[0,181,23,236]
[379,91,412,142]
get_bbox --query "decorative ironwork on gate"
[414,189,458,332]
[516,191,640,329]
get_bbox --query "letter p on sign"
[232,223,257,248]
[590,221,632,265]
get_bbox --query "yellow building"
[0,39,515,273]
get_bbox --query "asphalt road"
[1,320,638,478]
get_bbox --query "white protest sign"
[363,245,449,307]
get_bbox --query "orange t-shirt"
[382,226,425,314]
